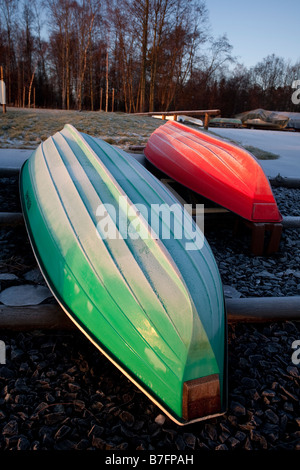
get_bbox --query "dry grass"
[0,107,165,150]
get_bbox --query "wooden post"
[0,66,6,113]
[0,212,24,226]
[204,113,210,130]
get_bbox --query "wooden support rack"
[236,219,283,256]
[0,296,299,331]
[134,109,221,130]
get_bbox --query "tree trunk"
[139,0,149,113]
[105,47,109,112]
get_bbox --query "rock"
[265,409,279,424]
[204,423,218,441]
[287,366,300,379]
[2,420,18,436]
[235,431,246,442]
[175,435,186,451]
[23,268,45,284]
[183,433,196,449]
[250,430,268,449]
[0,366,15,379]
[230,401,246,417]
[215,443,228,450]
[54,439,75,450]
[223,285,242,298]
[44,412,66,425]
[17,436,30,450]
[75,439,90,450]
[154,414,166,425]
[88,424,104,438]
[228,437,240,449]
[54,425,71,441]
[241,377,259,388]
[0,284,52,306]
[119,411,134,426]
[0,273,19,281]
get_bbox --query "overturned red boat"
[144,121,282,223]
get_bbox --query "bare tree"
[0,0,18,104]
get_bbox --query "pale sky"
[207,0,300,67]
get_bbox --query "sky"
[207,0,300,68]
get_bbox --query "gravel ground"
[0,175,300,451]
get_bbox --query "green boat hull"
[20,124,226,424]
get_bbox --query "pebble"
[0,284,52,306]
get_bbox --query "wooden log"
[226,296,300,323]
[269,175,300,189]
[282,216,300,229]
[0,296,299,331]
[0,304,75,330]
[134,109,221,118]
[0,212,24,226]
[0,167,20,176]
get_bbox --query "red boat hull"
[144,121,282,223]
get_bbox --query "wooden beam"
[0,167,20,176]
[134,109,221,118]
[0,212,24,226]
[269,176,300,189]
[0,297,299,331]
[282,216,300,229]
[0,304,75,330]
[226,296,300,323]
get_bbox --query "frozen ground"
[1,108,300,179]
[0,107,164,150]
[210,127,300,178]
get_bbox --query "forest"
[0,0,300,116]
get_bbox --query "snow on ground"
[210,127,300,178]
[0,107,164,150]
[1,108,300,179]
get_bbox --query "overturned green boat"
[20,124,227,425]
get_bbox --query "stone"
[0,273,19,281]
[265,409,279,424]
[119,411,134,426]
[44,412,66,425]
[215,443,228,450]
[223,285,242,298]
[230,401,246,417]
[154,414,166,425]
[23,268,45,284]
[183,433,196,449]
[250,430,268,449]
[54,425,71,441]
[0,284,52,306]
[2,420,18,436]
[17,436,30,450]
